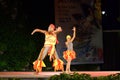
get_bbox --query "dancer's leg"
[66,62,68,72]
[54,49,59,59]
[34,46,50,72]
[49,46,56,61]
[38,46,50,60]
[66,57,71,73]
[68,60,71,73]
[53,49,64,71]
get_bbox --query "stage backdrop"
[55,0,103,64]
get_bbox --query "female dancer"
[63,27,76,73]
[31,24,64,73]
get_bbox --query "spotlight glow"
[102,11,105,15]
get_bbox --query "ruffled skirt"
[63,50,76,60]
[33,60,46,72]
[53,59,64,71]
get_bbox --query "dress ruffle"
[53,59,64,71]
[63,50,76,60]
[33,60,46,72]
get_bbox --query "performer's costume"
[33,32,64,72]
[63,42,76,61]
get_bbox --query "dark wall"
[100,0,120,70]
[100,32,120,70]
[102,0,120,30]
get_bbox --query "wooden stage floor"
[0,71,120,78]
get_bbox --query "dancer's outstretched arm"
[71,27,76,42]
[31,29,46,35]
[54,26,62,34]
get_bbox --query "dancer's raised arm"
[54,26,62,34]
[31,29,46,35]
[71,27,76,42]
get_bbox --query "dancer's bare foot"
[62,69,64,72]
[68,70,72,74]
[34,70,39,75]
[65,71,68,73]
[54,68,56,72]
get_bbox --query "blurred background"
[0,0,120,71]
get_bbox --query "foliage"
[0,78,21,80]
[48,72,120,80]
[107,73,120,80]
[49,73,71,80]
[0,22,37,71]
[0,0,38,71]
[0,73,119,80]
[71,72,92,80]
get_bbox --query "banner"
[55,0,103,64]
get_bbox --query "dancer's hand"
[54,26,62,33]
[31,30,36,35]
[57,26,62,32]
[49,54,53,61]
[72,27,76,31]
[31,32,34,35]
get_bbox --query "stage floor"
[0,71,120,78]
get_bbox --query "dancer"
[63,27,76,73]
[31,24,64,73]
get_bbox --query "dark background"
[0,0,120,71]
[101,0,120,70]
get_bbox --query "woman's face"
[67,37,71,41]
[66,35,71,41]
[48,24,55,32]
[50,27,54,31]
